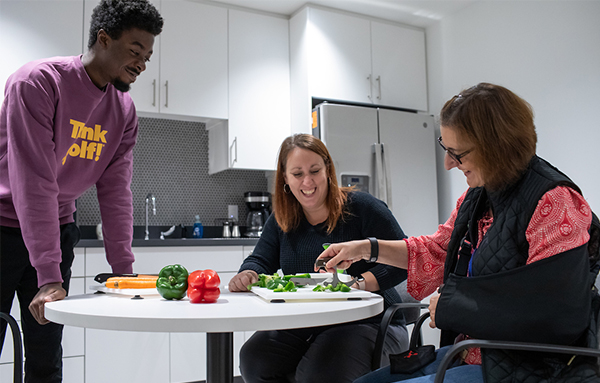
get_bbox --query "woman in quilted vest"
[318,83,599,383]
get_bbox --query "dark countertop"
[76,225,260,247]
[77,237,259,248]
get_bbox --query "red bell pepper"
[187,269,221,303]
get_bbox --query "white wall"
[427,0,600,222]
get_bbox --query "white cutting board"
[89,284,160,296]
[250,286,372,303]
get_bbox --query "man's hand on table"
[29,282,66,325]
[228,270,259,292]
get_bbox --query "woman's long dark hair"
[273,134,352,233]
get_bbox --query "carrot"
[105,277,158,285]
[136,274,159,279]
[105,276,158,289]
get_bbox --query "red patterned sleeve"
[405,191,468,300]
[526,186,592,264]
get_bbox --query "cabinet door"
[0,0,84,103]
[228,9,290,170]
[85,329,170,383]
[159,1,228,118]
[170,331,246,382]
[371,22,428,111]
[307,8,372,103]
[63,357,84,383]
[130,246,245,275]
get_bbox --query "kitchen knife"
[314,257,333,271]
[94,273,158,284]
[289,277,322,286]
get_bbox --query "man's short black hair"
[88,0,163,49]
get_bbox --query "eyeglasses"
[437,136,471,165]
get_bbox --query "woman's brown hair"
[440,83,537,191]
[273,134,352,233]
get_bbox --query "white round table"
[46,289,383,383]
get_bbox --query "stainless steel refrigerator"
[312,103,438,236]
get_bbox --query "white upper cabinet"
[307,9,372,103]
[209,9,290,173]
[0,0,84,103]
[158,1,227,119]
[371,21,427,111]
[84,0,228,119]
[290,6,428,133]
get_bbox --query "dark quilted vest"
[441,156,600,382]
[444,155,580,279]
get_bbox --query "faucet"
[145,193,156,240]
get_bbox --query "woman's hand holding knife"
[314,239,372,272]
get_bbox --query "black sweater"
[239,192,408,325]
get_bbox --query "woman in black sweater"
[228,134,410,383]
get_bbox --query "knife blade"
[323,276,360,289]
[289,277,322,286]
[94,273,158,284]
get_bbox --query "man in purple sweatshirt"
[0,1,163,381]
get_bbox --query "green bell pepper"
[156,264,189,300]
[273,280,297,293]
[283,273,310,281]
[252,272,362,293]
[312,283,351,292]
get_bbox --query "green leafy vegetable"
[312,283,351,292]
[252,272,351,293]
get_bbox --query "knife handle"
[94,273,139,283]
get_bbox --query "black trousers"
[240,322,409,383]
[0,223,79,383]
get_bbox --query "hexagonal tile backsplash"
[76,117,270,227]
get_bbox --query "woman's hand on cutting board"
[229,270,259,292]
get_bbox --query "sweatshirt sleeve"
[95,108,138,274]
[5,79,64,286]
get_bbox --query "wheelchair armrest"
[433,339,600,383]
[372,303,430,370]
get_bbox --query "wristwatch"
[367,237,378,263]
[356,276,366,290]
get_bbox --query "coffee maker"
[244,191,271,237]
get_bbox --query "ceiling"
[205,0,478,28]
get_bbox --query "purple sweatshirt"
[0,55,137,287]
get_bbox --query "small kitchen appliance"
[244,191,271,237]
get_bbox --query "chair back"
[394,280,421,324]
[0,312,23,383]
[371,279,430,371]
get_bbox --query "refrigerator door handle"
[373,143,386,202]
[381,143,393,211]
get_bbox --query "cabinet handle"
[230,137,238,167]
[152,79,156,107]
[164,80,169,108]
[376,76,381,100]
[367,75,373,101]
